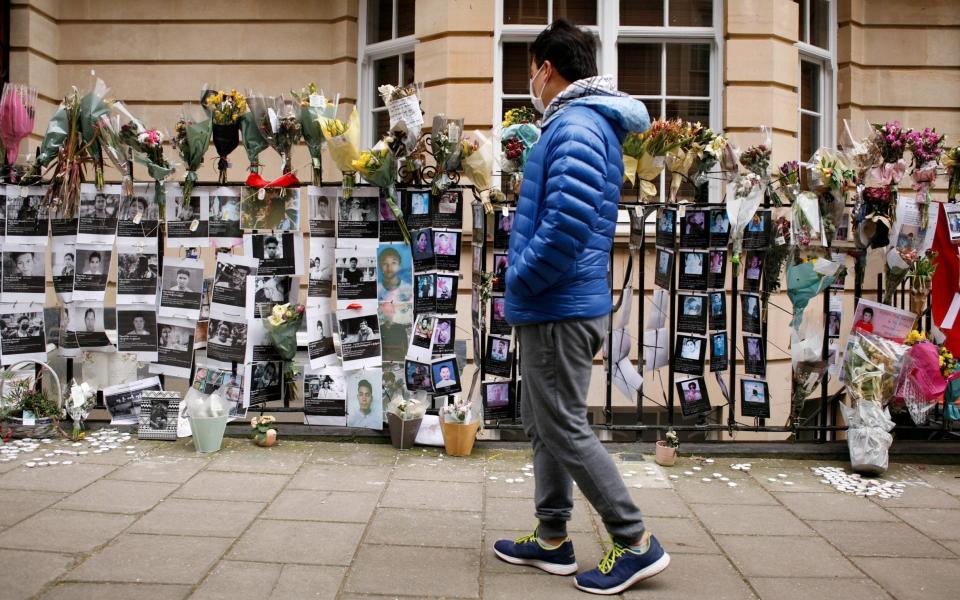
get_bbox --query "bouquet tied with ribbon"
[262,302,305,361]
[201,89,247,184]
[247,93,301,175]
[319,106,362,198]
[292,83,338,185]
[353,139,409,242]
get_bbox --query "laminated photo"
[1,246,45,303]
[743,334,766,377]
[103,377,162,425]
[50,204,78,239]
[741,378,770,418]
[433,229,462,271]
[741,293,762,335]
[77,183,120,244]
[677,293,707,335]
[489,296,510,336]
[680,208,709,249]
[708,249,727,289]
[248,275,298,319]
[828,303,842,338]
[677,250,708,291]
[159,257,205,320]
[628,205,645,250]
[116,250,159,305]
[411,227,436,271]
[245,231,304,276]
[673,334,706,376]
[246,319,282,363]
[709,332,728,372]
[405,359,434,393]
[432,315,455,356]
[246,361,282,407]
[58,305,80,357]
[377,242,413,304]
[337,308,382,370]
[413,273,437,315]
[493,208,514,250]
[832,209,854,247]
[208,186,242,245]
[303,365,347,426]
[117,184,161,244]
[66,303,112,351]
[492,253,508,292]
[308,237,335,302]
[709,208,730,247]
[241,186,300,231]
[435,273,458,313]
[404,188,432,230]
[379,194,404,242]
[210,254,257,318]
[307,302,338,369]
[434,188,463,229]
[336,186,379,242]
[485,335,513,378]
[346,368,383,429]
[308,185,337,238]
[472,244,483,282]
[138,391,180,441]
[5,185,48,243]
[654,247,674,289]
[850,298,915,343]
[0,307,46,365]
[151,317,197,379]
[482,380,514,421]
[742,251,764,293]
[407,313,436,363]
[206,317,248,368]
[382,362,409,407]
[72,245,112,301]
[335,247,377,307]
[379,300,413,363]
[708,291,726,331]
[830,252,847,290]
[190,367,245,419]
[944,203,960,244]
[655,207,676,248]
[116,306,158,362]
[431,355,461,395]
[891,196,937,253]
[471,201,486,240]
[676,377,711,417]
[165,183,210,247]
[743,209,770,250]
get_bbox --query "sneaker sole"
[573,552,671,595]
[493,548,579,576]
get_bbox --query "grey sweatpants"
[517,316,646,545]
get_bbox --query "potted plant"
[251,415,278,447]
[386,396,426,450]
[439,398,481,457]
[1,366,64,439]
[655,428,679,466]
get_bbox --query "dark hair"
[88,252,101,262]
[358,379,373,394]
[264,236,279,246]
[85,308,95,319]
[65,253,74,260]
[863,307,874,317]
[530,19,598,82]
[379,247,401,263]
[177,269,190,277]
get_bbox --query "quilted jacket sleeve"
[507,121,607,297]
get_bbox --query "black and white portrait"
[117,251,159,301]
[159,259,204,318]
[207,318,248,365]
[73,246,112,298]
[678,250,708,291]
[0,310,46,363]
[337,188,379,240]
[309,186,337,237]
[677,293,707,335]
[78,186,120,241]
[673,334,705,376]
[337,309,382,369]
[117,308,158,357]
[411,228,436,271]
[1,249,45,301]
[208,187,242,242]
[335,250,377,303]
[246,232,301,276]
[165,187,209,246]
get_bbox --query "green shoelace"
[598,542,629,575]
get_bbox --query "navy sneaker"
[493,531,578,575]
[574,535,670,595]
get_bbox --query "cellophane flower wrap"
[844,331,908,407]
[787,257,843,331]
[387,396,426,421]
[117,102,174,217]
[725,173,764,264]
[431,114,465,194]
[379,83,423,155]
[806,149,855,244]
[461,131,494,192]
[201,89,246,184]
[319,106,362,198]
[894,339,946,424]
[353,139,409,242]
[263,303,305,361]
[906,127,944,228]
[679,124,727,201]
[96,111,133,198]
[248,93,302,174]
[440,398,475,425]
[501,107,540,194]
[776,160,800,204]
[862,121,910,234]
[240,110,269,173]
[944,142,960,202]
[79,77,113,189]
[173,102,212,201]
[789,324,828,427]
[65,379,96,440]
[292,84,338,185]
[0,83,37,180]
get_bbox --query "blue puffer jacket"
[505,95,650,325]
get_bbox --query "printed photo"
[744,335,766,377]
[309,238,335,300]
[379,300,414,363]
[117,308,158,358]
[241,187,300,231]
[490,296,510,335]
[411,228,436,271]
[677,250,708,291]
[251,275,297,318]
[337,188,379,240]
[117,252,159,301]
[247,232,301,276]
[432,316,455,355]
[72,246,112,297]
[338,310,382,369]
[676,377,711,417]
[435,273,458,313]
[743,209,769,249]
[307,304,337,368]
[414,272,436,315]
[248,361,282,406]
[741,293,762,335]
[708,249,727,289]
[482,380,513,420]
[673,334,705,376]
[335,250,378,302]
[431,356,462,395]
[710,332,728,372]
[708,291,726,331]
[677,293,707,335]
[656,208,676,247]
[709,208,730,247]
[471,201,486,240]
[309,186,337,237]
[211,255,255,313]
[408,313,436,362]
[434,189,463,229]
[680,209,709,249]
[5,189,48,240]
[850,299,916,343]
[485,335,513,378]
[118,191,162,238]
[207,317,248,365]
[346,369,383,429]
[78,187,120,240]
[303,366,347,426]
[405,189,432,230]
[2,249,45,300]
[66,304,111,350]
[0,311,46,363]
[378,243,413,304]
[743,251,764,292]
[166,187,209,244]
[159,259,205,318]
[433,229,461,271]
[208,187,242,241]
[103,377,162,425]
[494,209,514,249]
[654,248,674,289]
[741,378,770,418]
[405,359,434,393]
[492,253,508,292]
[51,245,76,298]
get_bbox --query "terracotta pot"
[387,413,422,450]
[654,440,677,467]
[439,415,480,457]
[254,428,278,447]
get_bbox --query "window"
[359,0,416,147]
[503,0,598,26]
[795,0,835,161]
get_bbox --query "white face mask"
[528,63,547,114]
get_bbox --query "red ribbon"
[245,172,300,189]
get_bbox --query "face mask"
[528,63,547,114]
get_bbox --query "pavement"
[1,435,959,600]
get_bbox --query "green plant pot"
[189,415,229,453]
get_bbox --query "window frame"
[795,0,837,160]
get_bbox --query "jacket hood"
[548,95,650,139]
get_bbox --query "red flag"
[931,202,960,356]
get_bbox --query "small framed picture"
[708,291,726,331]
[833,209,854,246]
[411,227,436,271]
[741,293,762,335]
[676,377,711,417]
[677,250,708,291]
[742,251,764,293]
[138,391,180,441]
[708,249,727,289]
[673,334,706,376]
[404,189,433,230]
[945,204,960,244]
[680,209,709,249]
[482,380,514,421]
[709,332,728,372]
[741,378,770,418]
[405,359,435,393]
[489,296,510,335]
[414,272,436,315]
[433,189,463,229]
[743,334,766,377]
[492,253,508,292]
[431,356,462,395]
[494,209,514,249]
[654,248,674,290]
[656,208,676,248]
[433,229,462,271]
[743,209,770,250]
[471,201,486,240]
[709,208,730,247]
[677,293,707,335]
[485,335,513,378]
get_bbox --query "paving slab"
[482,529,605,575]
[129,498,265,538]
[689,503,816,536]
[381,479,483,512]
[269,564,346,599]
[773,491,898,522]
[0,463,117,493]
[228,520,365,566]
[0,509,135,553]
[190,560,281,600]
[747,577,892,600]
[482,572,589,600]
[287,465,391,493]
[673,477,779,506]
[888,507,960,540]
[65,533,232,584]
[484,473,536,499]
[871,484,960,509]
[621,553,756,600]
[807,519,955,558]
[39,583,191,600]
[0,548,74,600]
[54,479,178,514]
[628,487,695,518]
[393,461,485,482]
[206,445,311,475]
[485,496,595,533]
[174,471,290,502]
[107,457,208,483]
[343,544,480,598]
[307,444,398,466]
[644,516,721,555]
[263,489,380,523]
[0,489,66,526]
[365,507,483,548]
[716,535,861,578]
[850,557,960,600]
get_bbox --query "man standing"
[494,20,666,595]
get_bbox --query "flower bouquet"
[622,131,660,201]
[240,110,269,173]
[861,121,910,243]
[944,141,960,202]
[96,111,133,198]
[725,173,764,264]
[909,250,937,318]
[739,143,771,180]
[117,105,174,216]
[460,132,494,192]
[201,89,247,184]
[0,83,37,181]
[386,396,426,449]
[786,257,844,330]
[247,94,301,175]
[319,107,361,198]
[65,380,96,440]
[353,140,409,242]
[776,160,800,204]
[251,415,278,447]
[501,107,540,194]
[173,102,212,202]
[379,82,423,155]
[807,149,856,245]
[291,83,338,185]
[789,327,828,428]
[439,397,480,456]
[262,302,305,361]
[906,127,944,227]
[895,336,947,424]
[680,124,727,202]
[430,114,465,194]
